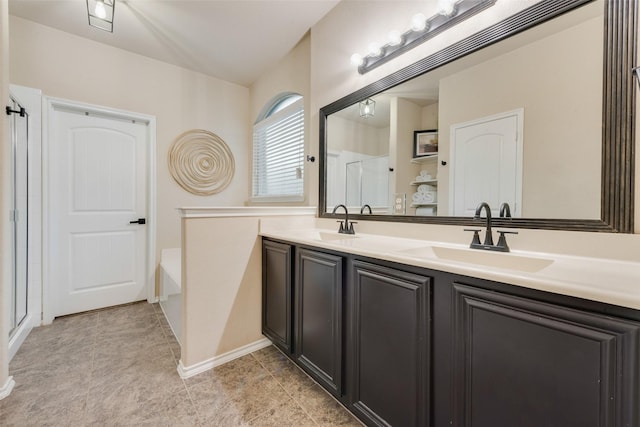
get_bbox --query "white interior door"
[450,109,523,217]
[48,104,149,318]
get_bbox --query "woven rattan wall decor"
[168,129,235,195]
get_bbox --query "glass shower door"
[9,98,28,338]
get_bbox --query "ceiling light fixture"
[359,98,376,119]
[87,0,115,32]
[352,0,496,74]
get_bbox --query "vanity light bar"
[353,0,496,74]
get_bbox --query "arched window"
[252,93,304,201]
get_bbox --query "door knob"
[129,218,146,225]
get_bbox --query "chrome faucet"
[360,204,372,214]
[465,202,518,252]
[332,204,356,234]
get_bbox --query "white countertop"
[260,228,640,311]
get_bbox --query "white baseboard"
[9,314,34,362]
[0,376,15,400]
[177,337,272,379]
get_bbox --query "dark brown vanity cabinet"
[261,240,293,354]
[451,282,640,427]
[261,239,640,427]
[348,260,432,427]
[294,247,344,397]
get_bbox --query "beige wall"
[1,0,11,395]
[249,33,312,205]
[9,16,251,263]
[327,115,388,156]
[181,216,263,367]
[438,15,602,218]
[180,211,315,368]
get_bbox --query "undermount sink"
[398,245,554,273]
[314,231,359,242]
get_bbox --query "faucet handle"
[336,220,345,233]
[464,228,482,246]
[347,221,357,234]
[496,230,518,251]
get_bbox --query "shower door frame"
[8,96,29,339]
[7,85,42,362]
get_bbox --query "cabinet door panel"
[295,248,343,396]
[262,240,292,353]
[452,283,640,427]
[350,261,431,427]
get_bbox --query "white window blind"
[252,97,304,200]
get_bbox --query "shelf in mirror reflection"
[411,154,438,164]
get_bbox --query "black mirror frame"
[319,0,636,233]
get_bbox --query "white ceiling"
[9,0,340,86]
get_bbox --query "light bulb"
[350,53,363,67]
[368,42,382,57]
[95,1,107,19]
[438,0,457,16]
[411,13,427,31]
[364,105,371,114]
[388,30,402,46]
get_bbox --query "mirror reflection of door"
[450,109,523,217]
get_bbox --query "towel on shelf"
[418,184,436,193]
[412,191,437,204]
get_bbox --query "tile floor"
[0,302,362,426]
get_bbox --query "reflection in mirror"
[325,1,604,220]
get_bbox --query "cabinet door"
[452,283,640,427]
[262,240,293,354]
[295,248,343,397]
[349,260,432,427]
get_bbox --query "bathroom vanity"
[261,230,640,427]
[261,1,640,424]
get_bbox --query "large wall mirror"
[319,0,636,233]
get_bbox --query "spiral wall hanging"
[168,129,235,195]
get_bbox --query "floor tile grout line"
[153,307,202,422]
[248,351,321,426]
[253,347,364,427]
[191,352,295,425]
[250,350,323,426]
[80,309,101,424]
